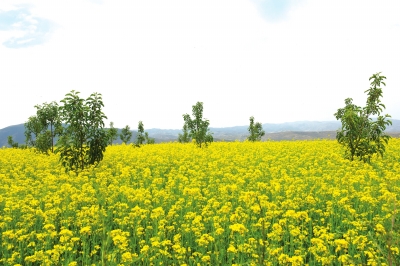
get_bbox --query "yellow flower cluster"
[0,139,399,265]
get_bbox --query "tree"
[24,102,62,154]
[107,122,118,145]
[24,115,52,153]
[133,121,154,146]
[247,116,265,142]
[35,129,52,153]
[55,90,108,173]
[135,121,146,147]
[24,115,43,147]
[182,102,213,147]
[7,136,18,148]
[145,132,155,144]
[35,101,62,153]
[334,72,392,162]
[120,125,132,144]
[178,122,190,143]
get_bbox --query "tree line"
[7,91,157,173]
[7,72,393,172]
[8,93,265,151]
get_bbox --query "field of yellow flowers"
[0,139,399,265]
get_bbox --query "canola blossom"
[0,139,399,265]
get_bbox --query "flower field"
[0,139,399,265]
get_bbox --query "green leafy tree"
[55,90,108,173]
[145,132,155,144]
[24,102,62,154]
[107,122,118,145]
[35,101,63,152]
[334,72,392,162]
[7,136,18,148]
[133,121,154,146]
[34,130,52,153]
[182,102,213,147]
[247,116,265,142]
[134,121,146,147]
[24,115,43,147]
[178,123,190,143]
[120,125,132,144]
[24,115,52,154]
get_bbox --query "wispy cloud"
[0,6,54,48]
[250,0,300,22]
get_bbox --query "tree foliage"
[334,72,392,162]
[247,116,265,142]
[182,102,213,147]
[7,136,19,148]
[24,102,62,154]
[145,132,155,144]
[24,115,43,147]
[35,101,63,152]
[35,130,52,153]
[55,90,108,173]
[107,122,118,145]
[135,121,146,147]
[120,125,132,144]
[133,121,154,147]
[178,123,190,143]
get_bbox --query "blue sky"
[0,0,399,130]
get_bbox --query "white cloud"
[0,0,399,130]
[0,5,54,48]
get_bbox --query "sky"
[0,0,399,130]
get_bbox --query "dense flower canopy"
[0,140,399,265]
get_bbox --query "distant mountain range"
[1,120,400,147]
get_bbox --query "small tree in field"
[35,101,63,153]
[24,115,43,147]
[7,136,18,148]
[24,102,62,154]
[107,122,118,145]
[178,123,190,143]
[134,121,145,147]
[182,102,213,147]
[55,90,108,173]
[120,125,132,144]
[334,72,392,162]
[133,121,154,147]
[145,132,155,144]
[247,116,265,142]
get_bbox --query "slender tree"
[182,102,213,147]
[24,102,62,154]
[24,115,52,154]
[145,132,155,144]
[35,101,62,152]
[334,72,392,162]
[120,125,132,144]
[24,115,43,147]
[178,122,190,143]
[135,121,146,147]
[7,136,18,148]
[247,116,265,142]
[107,122,118,145]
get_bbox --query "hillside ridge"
[1,120,400,146]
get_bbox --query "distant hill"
[264,121,343,132]
[1,120,400,147]
[0,124,26,147]
[0,125,137,147]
